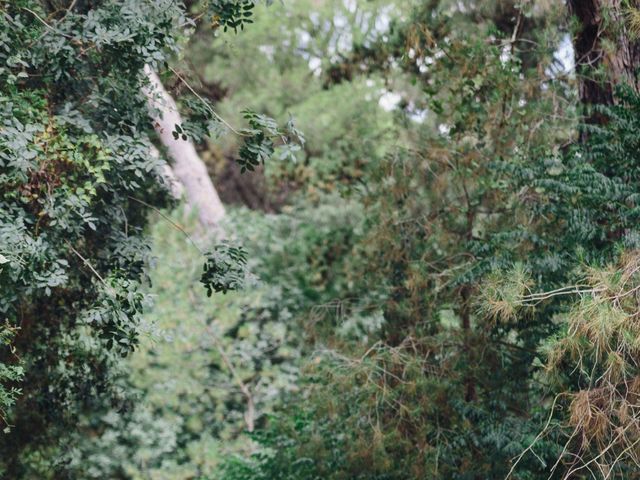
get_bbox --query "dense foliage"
[3,0,640,479]
[0,0,287,476]
[0,2,183,475]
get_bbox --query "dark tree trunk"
[568,0,640,121]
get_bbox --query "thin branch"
[21,7,73,38]
[167,66,248,137]
[506,393,565,479]
[126,195,204,254]
[65,240,116,297]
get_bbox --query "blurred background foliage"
[5,0,640,478]
[185,0,409,208]
[69,0,579,478]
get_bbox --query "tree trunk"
[568,0,640,119]
[143,65,226,229]
[150,145,185,199]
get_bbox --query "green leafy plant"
[201,243,249,295]
[210,0,256,33]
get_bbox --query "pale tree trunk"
[143,65,226,229]
[568,0,640,122]
[150,145,185,199]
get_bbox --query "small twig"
[21,7,73,39]
[168,66,248,137]
[65,240,116,296]
[510,4,523,45]
[506,393,564,479]
[65,0,78,14]
[127,195,204,255]
[519,285,605,305]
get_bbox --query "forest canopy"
[2,0,640,479]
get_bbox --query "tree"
[57,2,403,475]
[0,1,186,475]
[509,3,640,477]
[0,0,296,476]
[144,66,226,229]
[220,2,575,479]
[5,1,640,478]
[569,0,640,120]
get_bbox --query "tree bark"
[143,65,226,229]
[568,0,640,118]
[150,145,185,199]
